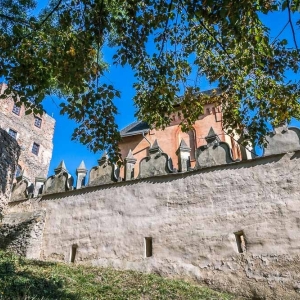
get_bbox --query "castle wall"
[7,150,300,299]
[0,84,55,182]
[0,128,20,216]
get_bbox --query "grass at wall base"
[0,250,235,300]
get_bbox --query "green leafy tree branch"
[0,0,299,160]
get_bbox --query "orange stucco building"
[119,100,243,178]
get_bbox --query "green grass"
[0,251,234,300]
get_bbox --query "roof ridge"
[120,120,150,138]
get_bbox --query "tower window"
[12,104,21,115]
[8,128,17,139]
[145,237,153,257]
[32,142,40,155]
[34,116,42,128]
[234,231,246,253]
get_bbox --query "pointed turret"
[179,139,190,151]
[126,149,135,159]
[76,160,88,189]
[54,160,68,174]
[205,127,220,144]
[34,171,47,197]
[176,139,191,172]
[124,149,137,181]
[76,160,87,174]
[149,139,162,154]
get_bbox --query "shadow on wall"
[0,251,78,299]
[0,128,20,217]
[0,219,34,256]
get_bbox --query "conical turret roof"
[178,139,191,152]
[149,139,162,154]
[125,149,137,163]
[54,160,68,174]
[126,149,135,159]
[205,127,220,144]
[76,160,87,174]
[206,127,217,138]
[77,160,87,170]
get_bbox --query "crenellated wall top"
[8,125,300,201]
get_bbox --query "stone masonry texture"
[0,84,55,183]
[0,128,20,216]
[0,210,46,259]
[5,150,300,299]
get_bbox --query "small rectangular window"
[234,231,246,253]
[70,245,77,263]
[12,104,21,115]
[32,142,40,155]
[34,116,42,128]
[145,237,152,257]
[8,129,17,139]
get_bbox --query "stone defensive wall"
[2,125,300,299]
[0,128,20,217]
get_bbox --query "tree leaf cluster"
[0,0,299,160]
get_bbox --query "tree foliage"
[0,0,299,160]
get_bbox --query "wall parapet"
[7,148,295,202]
[8,125,300,202]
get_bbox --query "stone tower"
[0,83,56,183]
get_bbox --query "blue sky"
[39,5,300,180]
[42,59,138,179]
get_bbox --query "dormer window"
[12,104,21,115]
[34,116,42,128]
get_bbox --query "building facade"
[0,83,55,183]
[119,99,248,178]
